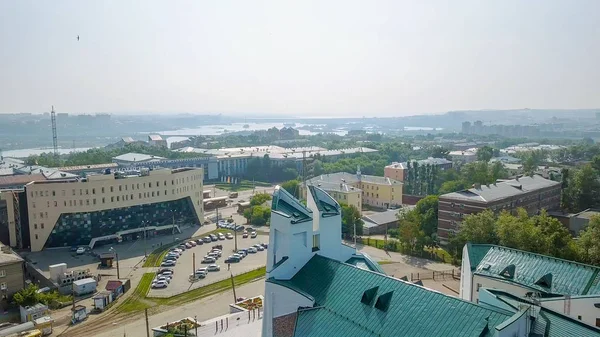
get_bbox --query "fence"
[147,266,264,299]
[354,237,455,264]
[409,269,461,282]
[153,308,263,336]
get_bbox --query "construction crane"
[51,106,58,157]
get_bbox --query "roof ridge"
[473,244,600,271]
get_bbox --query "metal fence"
[409,268,461,282]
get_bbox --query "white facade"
[539,296,600,328]
[262,185,357,337]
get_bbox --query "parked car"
[250,231,258,239]
[208,252,220,259]
[170,248,183,253]
[255,245,264,251]
[202,256,216,264]
[217,233,225,240]
[209,234,218,242]
[202,236,212,243]
[160,270,174,277]
[232,253,243,259]
[188,241,197,247]
[166,254,180,260]
[235,225,245,232]
[178,244,187,250]
[161,260,176,267]
[189,272,206,280]
[212,244,223,250]
[225,256,241,263]
[207,264,220,271]
[195,239,204,245]
[158,267,174,274]
[152,280,168,289]
[185,243,192,249]
[237,250,247,257]
[247,247,257,254]
[211,249,222,255]
[76,247,86,255]
[226,233,234,240]
[196,267,208,275]
[242,233,248,238]
[155,276,171,284]
[260,243,268,249]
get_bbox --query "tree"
[250,193,272,206]
[280,180,300,199]
[568,164,600,212]
[397,214,424,253]
[495,209,544,253]
[454,210,498,249]
[340,203,363,237]
[477,146,494,162]
[532,210,578,260]
[250,205,271,226]
[438,180,468,194]
[413,195,439,237]
[12,284,39,307]
[578,215,600,265]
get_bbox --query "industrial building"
[0,167,203,252]
[260,185,599,337]
[437,175,561,244]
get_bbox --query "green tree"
[280,180,300,199]
[12,284,39,307]
[340,203,363,237]
[250,193,272,206]
[454,210,498,248]
[397,213,424,253]
[438,180,468,194]
[413,195,439,237]
[578,215,600,265]
[495,209,544,253]
[477,146,494,162]
[569,164,600,212]
[532,210,578,260]
[250,205,271,226]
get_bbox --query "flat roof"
[112,152,166,162]
[0,174,46,188]
[441,175,559,203]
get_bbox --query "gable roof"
[112,152,165,163]
[441,175,559,203]
[468,244,600,296]
[270,255,511,337]
[271,185,312,224]
[306,172,402,187]
[308,185,340,216]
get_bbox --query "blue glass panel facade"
[44,197,199,248]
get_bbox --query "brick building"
[437,175,561,244]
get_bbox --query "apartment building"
[300,181,362,213]
[304,169,402,210]
[437,175,560,244]
[0,243,25,300]
[384,157,452,181]
[11,167,203,252]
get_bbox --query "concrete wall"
[471,275,534,304]
[0,260,25,299]
[540,296,600,328]
[459,245,473,301]
[262,282,314,337]
[22,168,203,251]
[266,212,314,281]
[357,181,402,209]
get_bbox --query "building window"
[79,200,83,206]
[312,234,320,252]
[47,201,50,207]
[34,224,38,229]
[157,191,160,196]
[139,193,142,199]
[111,197,114,202]
[164,181,167,186]
[165,190,167,195]
[102,187,105,193]
[64,201,67,207]
[92,188,95,194]
[125,185,128,191]
[119,185,122,191]
[131,194,134,200]
[110,186,114,192]
[35,235,38,240]
[41,223,44,229]
[0,270,5,278]
[132,184,135,190]
[93,199,96,205]
[102,198,105,204]
[52,191,56,196]
[152,192,155,197]
[79,189,82,195]
[137,183,140,189]
[86,200,90,205]
[72,189,76,196]
[117,196,120,202]
[45,191,49,197]
[54,201,57,207]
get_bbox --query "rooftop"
[272,185,313,224]
[361,210,400,226]
[386,157,452,170]
[307,172,402,187]
[440,175,559,203]
[148,135,163,141]
[308,185,341,216]
[112,152,166,163]
[0,174,46,188]
[308,181,361,193]
[269,254,511,337]
[467,244,600,296]
[0,243,23,265]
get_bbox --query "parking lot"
[147,230,268,297]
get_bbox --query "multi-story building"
[301,181,362,213]
[0,243,25,300]
[448,149,477,164]
[304,169,402,210]
[147,135,168,148]
[384,157,452,182]
[4,167,203,252]
[437,175,561,243]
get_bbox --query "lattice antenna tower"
[51,106,58,157]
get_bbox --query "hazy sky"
[1,1,599,117]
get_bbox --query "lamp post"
[110,247,120,279]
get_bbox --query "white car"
[152,280,168,288]
[210,249,222,257]
[247,247,257,254]
[250,232,258,239]
[226,233,234,240]
[207,264,220,272]
[76,247,86,255]
[160,270,174,277]
[202,256,216,264]
[155,275,171,283]
[256,245,264,251]
[218,233,226,240]
[196,267,208,275]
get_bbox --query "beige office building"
[15,167,203,252]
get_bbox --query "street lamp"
[109,247,120,279]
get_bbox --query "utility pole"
[234,217,238,252]
[116,253,120,279]
[192,253,196,274]
[353,216,357,247]
[145,308,150,337]
[195,315,198,336]
[51,106,58,158]
[230,272,237,303]
[71,281,75,310]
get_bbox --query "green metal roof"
[272,185,313,224]
[469,244,600,296]
[273,254,511,337]
[308,185,340,217]
[539,309,600,337]
[466,243,493,270]
[345,254,386,275]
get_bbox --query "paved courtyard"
[148,231,268,297]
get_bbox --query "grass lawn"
[115,267,266,315]
[143,228,238,268]
[115,273,154,314]
[377,260,395,265]
[214,184,254,192]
